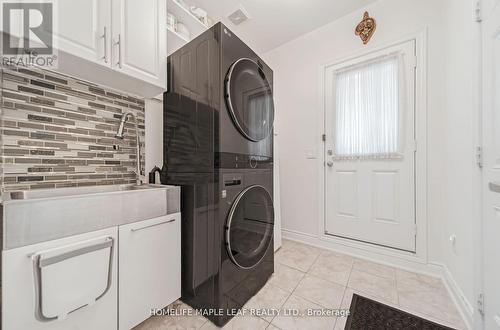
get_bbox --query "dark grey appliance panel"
[163,30,220,173]
[166,172,219,299]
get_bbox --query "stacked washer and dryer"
[162,23,275,327]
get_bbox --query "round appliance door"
[225,58,275,142]
[225,185,274,269]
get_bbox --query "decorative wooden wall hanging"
[355,11,377,44]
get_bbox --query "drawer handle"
[131,218,175,232]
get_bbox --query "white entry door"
[481,2,500,328]
[324,40,416,252]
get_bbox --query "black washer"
[225,185,274,269]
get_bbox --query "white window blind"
[334,54,403,159]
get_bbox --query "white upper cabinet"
[113,0,167,85]
[14,0,168,97]
[1,0,167,96]
[55,0,111,66]
[112,0,167,88]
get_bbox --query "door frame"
[476,0,500,328]
[317,31,428,263]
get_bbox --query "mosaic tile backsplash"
[0,66,145,193]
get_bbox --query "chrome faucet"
[115,112,145,185]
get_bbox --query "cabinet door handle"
[38,238,113,267]
[131,218,175,232]
[115,34,122,69]
[101,27,108,63]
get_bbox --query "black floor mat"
[345,294,456,330]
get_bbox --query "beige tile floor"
[135,239,466,330]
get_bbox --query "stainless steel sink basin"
[4,184,165,201]
[2,183,180,249]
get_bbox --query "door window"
[334,55,403,159]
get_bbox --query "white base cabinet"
[2,227,118,330]
[2,215,182,330]
[118,214,181,330]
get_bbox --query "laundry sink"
[2,184,180,249]
[4,184,164,201]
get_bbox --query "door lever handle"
[489,182,500,193]
[326,161,334,167]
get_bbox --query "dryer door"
[225,58,274,142]
[225,185,274,269]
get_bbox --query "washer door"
[225,185,274,269]
[225,58,275,142]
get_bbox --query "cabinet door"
[119,214,181,330]
[112,0,167,88]
[2,227,118,330]
[55,0,111,66]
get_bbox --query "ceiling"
[189,0,378,53]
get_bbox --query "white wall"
[440,0,481,316]
[263,0,447,260]
[263,0,480,319]
[145,98,164,182]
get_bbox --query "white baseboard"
[282,228,442,276]
[432,261,475,330]
[281,228,474,330]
